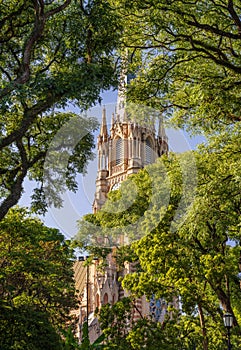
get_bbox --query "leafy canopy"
[113,0,241,134]
[0,207,78,350]
[0,0,122,219]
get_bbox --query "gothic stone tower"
[75,103,169,343]
[93,105,168,212]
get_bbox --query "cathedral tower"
[74,89,169,344]
[93,103,168,212]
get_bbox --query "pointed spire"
[158,115,167,140]
[123,109,128,122]
[116,53,128,122]
[100,107,108,140]
[111,112,115,128]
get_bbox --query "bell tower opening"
[115,137,123,166]
[145,137,154,165]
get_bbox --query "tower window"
[96,294,100,309]
[145,138,154,165]
[103,293,108,305]
[115,138,123,165]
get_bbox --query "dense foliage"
[97,297,190,350]
[0,0,122,219]
[0,207,77,349]
[77,124,241,349]
[113,0,241,134]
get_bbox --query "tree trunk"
[198,303,208,350]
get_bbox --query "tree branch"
[45,0,71,18]
[227,0,241,34]
[0,141,47,220]
[0,91,63,151]
[0,0,72,100]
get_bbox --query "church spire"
[100,107,108,141]
[123,108,128,122]
[116,74,127,122]
[111,112,115,127]
[158,115,167,140]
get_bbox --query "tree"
[113,0,241,134]
[62,322,105,349]
[97,297,186,349]
[97,297,133,349]
[79,321,105,349]
[76,124,241,349]
[123,133,241,349]
[0,207,78,349]
[0,0,122,220]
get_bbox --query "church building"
[74,89,169,343]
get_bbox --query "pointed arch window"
[103,293,108,305]
[115,137,123,165]
[145,138,154,165]
[96,294,100,309]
